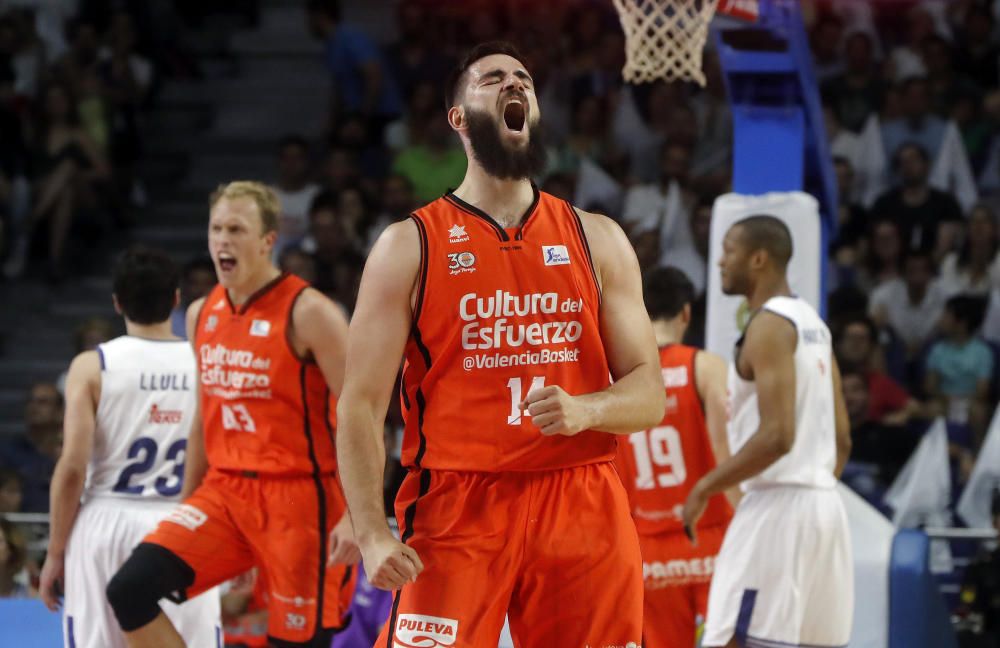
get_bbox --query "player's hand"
[521,385,589,436]
[682,483,709,546]
[39,554,64,611]
[328,512,362,566]
[360,531,423,591]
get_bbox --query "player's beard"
[465,107,547,181]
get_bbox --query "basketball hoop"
[612,0,758,85]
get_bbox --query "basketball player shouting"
[106,182,358,647]
[337,41,666,648]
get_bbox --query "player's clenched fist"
[521,385,590,436]
[361,532,424,591]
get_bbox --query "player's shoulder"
[744,309,797,354]
[570,205,627,239]
[66,349,102,390]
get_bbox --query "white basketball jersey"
[85,336,196,501]
[727,296,837,491]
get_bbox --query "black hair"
[835,314,879,347]
[944,294,988,334]
[733,214,793,268]
[306,0,340,21]
[112,246,179,325]
[903,246,934,267]
[308,190,339,218]
[278,134,310,154]
[893,141,931,169]
[444,40,527,110]
[182,256,215,280]
[643,266,695,321]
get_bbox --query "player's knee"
[106,543,195,632]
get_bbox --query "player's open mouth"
[503,99,526,133]
[218,254,237,272]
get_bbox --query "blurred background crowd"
[0,0,999,644]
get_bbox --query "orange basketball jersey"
[195,274,337,475]
[615,345,732,535]
[401,188,615,471]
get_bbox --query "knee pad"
[106,542,195,632]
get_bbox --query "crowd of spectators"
[0,3,998,639]
[0,0,208,282]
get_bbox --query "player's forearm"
[336,403,391,542]
[579,363,665,434]
[47,462,86,557]
[695,426,790,498]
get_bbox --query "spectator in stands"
[170,256,216,338]
[52,18,101,94]
[56,316,115,393]
[272,135,320,256]
[384,1,452,103]
[306,0,402,140]
[365,173,414,250]
[887,5,935,82]
[879,77,978,211]
[623,141,703,295]
[391,111,466,203]
[871,142,963,255]
[925,294,994,441]
[833,156,869,247]
[939,204,1000,296]
[835,315,927,426]
[279,246,318,285]
[334,112,390,187]
[0,468,23,513]
[322,146,362,195]
[21,81,110,280]
[0,519,30,598]
[841,365,921,487]
[303,191,363,305]
[822,30,884,133]
[0,382,62,512]
[98,11,154,209]
[852,218,904,292]
[922,34,979,119]
[869,248,947,360]
[337,183,371,242]
[546,94,622,179]
[953,4,998,91]
[384,80,438,154]
[810,14,845,83]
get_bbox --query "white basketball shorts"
[63,498,222,648]
[702,485,854,648]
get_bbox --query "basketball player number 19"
[506,376,545,425]
[629,426,687,489]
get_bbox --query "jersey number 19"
[628,426,687,490]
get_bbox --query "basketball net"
[612,0,759,85]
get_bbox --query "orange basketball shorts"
[144,469,356,644]
[375,462,643,648]
[638,524,727,648]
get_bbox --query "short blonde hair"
[209,181,281,234]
